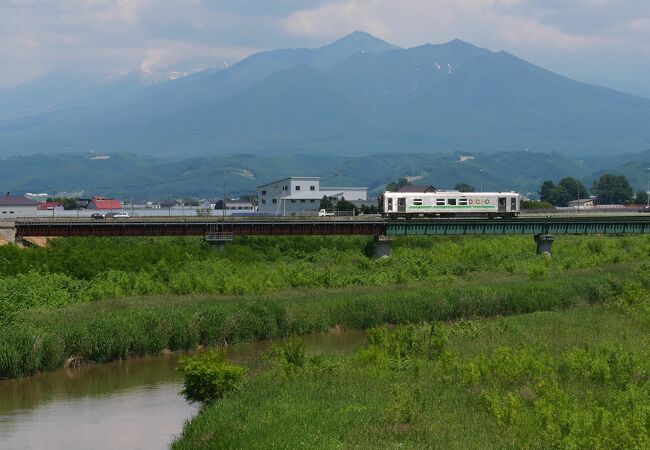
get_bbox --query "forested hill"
[1,32,650,158]
[3,150,650,199]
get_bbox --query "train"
[380,190,520,218]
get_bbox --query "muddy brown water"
[0,331,365,450]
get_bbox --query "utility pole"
[479,169,484,192]
[223,170,227,218]
[646,168,650,207]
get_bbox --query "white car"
[112,212,130,219]
[318,209,334,217]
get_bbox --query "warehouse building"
[0,193,40,218]
[257,177,367,215]
[87,196,122,210]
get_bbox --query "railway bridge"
[10,215,650,257]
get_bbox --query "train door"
[398,197,407,213]
[498,197,507,212]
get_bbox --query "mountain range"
[1,31,649,158]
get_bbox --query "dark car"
[91,213,106,220]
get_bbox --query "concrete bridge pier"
[373,235,393,258]
[0,222,16,245]
[534,234,555,256]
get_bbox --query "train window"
[459,198,468,205]
[388,198,393,211]
[413,198,423,206]
[511,198,517,209]
[448,199,457,206]
[436,199,445,205]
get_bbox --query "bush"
[266,339,307,377]
[178,350,245,404]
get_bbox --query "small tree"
[592,174,634,205]
[386,177,411,192]
[539,181,556,203]
[336,198,355,213]
[521,200,554,210]
[320,195,333,210]
[634,191,649,205]
[557,177,589,201]
[360,204,380,214]
[538,178,589,206]
[183,197,200,207]
[178,350,245,405]
[454,183,475,193]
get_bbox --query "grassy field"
[172,301,650,449]
[1,234,648,447]
[0,234,648,378]
[1,234,648,324]
[0,267,627,378]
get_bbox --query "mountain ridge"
[1,32,649,158]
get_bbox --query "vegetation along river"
[0,331,365,450]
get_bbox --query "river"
[0,331,365,450]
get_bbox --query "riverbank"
[0,265,633,378]
[0,332,366,450]
[172,301,650,449]
[1,235,646,323]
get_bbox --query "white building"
[0,194,39,218]
[257,177,367,215]
[568,198,594,209]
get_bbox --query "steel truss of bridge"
[13,216,650,239]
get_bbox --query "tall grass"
[1,235,648,323]
[0,270,628,379]
[172,300,649,449]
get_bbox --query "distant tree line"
[46,197,80,210]
[537,174,645,206]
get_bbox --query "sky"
[2,0,649,91]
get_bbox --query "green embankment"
[0,270,623,379]
[0,234,646,323]
[0,235,648,378]
[173,301,650,449]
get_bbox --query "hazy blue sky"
[2,0,649,90]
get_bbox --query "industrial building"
[257,177,368,215]
[87,196,122,210]
[0,194,40,218]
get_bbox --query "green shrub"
[266,339,307,377]
[178,350,245,404]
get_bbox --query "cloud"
[283,0,595,50]
[280,0,650,86]
[0,0,648,89]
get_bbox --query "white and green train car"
[380,190,520,218]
